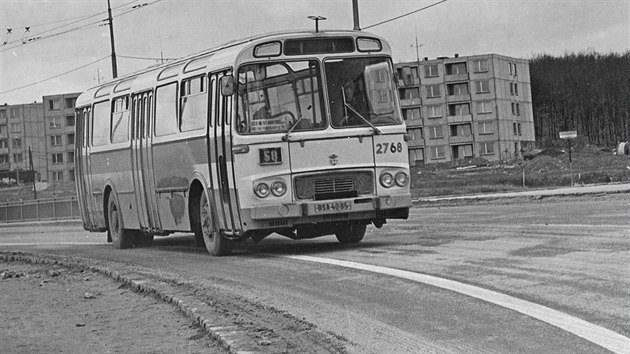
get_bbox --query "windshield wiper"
[282,116,307,141]
[342,87,381,135]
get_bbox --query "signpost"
[559,131,577,186]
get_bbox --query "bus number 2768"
[376,142,403,154]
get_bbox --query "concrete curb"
[0,251,260,354]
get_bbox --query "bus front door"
[75,107,100,230]
[131,92,160,233]
[209,72,242,238]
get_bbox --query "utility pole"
[352,0,360,30]
[107,0,118,78]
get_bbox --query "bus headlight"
[395,172,409,187]
[379,172,394,188]
[271,181,287,197]
[254,183,270,198]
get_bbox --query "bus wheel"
[335,223,366,244]
[199,192,232,256]
[107,193,133,249]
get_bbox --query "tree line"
[529,51,629,147]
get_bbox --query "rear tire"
[107,193,133,249]
[199,192,232,256]
[335,223,366,244]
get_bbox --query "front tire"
[199,192,232,256]
[335,223,366,244]
[107,193,133,249]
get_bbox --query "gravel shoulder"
[0,261,224,354]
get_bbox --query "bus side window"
[92,101,111,146]
[180,76,208,131]
[111,96,130,143]
[155,83,179,136]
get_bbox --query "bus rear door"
[75,106,101,230]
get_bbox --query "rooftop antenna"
[308,16,326,33]
[411,24,424,62]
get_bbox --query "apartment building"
[43,93,80,183]
[0,102,45,181]
[395,54,535,166]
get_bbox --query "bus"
[75,30,412,256]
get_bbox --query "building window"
[445,62,467,75]
[448,103,470,116]
[424,64,438,78]
[52,153,64,164]
[426,84,441,98]
[0,140,7,149]
[430,146,445,159]
[511,102,521,116]
[65,97,76,109]
[513,122,518,135]
[401,87,420,99]
[475,80,490,93]
[510,82,520,96]
[66,115,75,126]
[428,126,443,139]
[68,151,75,163]
[0,110,6,119]
[51,135,62,146]
[0,124,6,134]
[49,99,62,111]
[447,83,469,96]
[52,171,64,181]
[49,117,62,129]
[12,138,22,149]
[473,59,488,73]
[476,101,493,114]
[10,108,20,118]
[409,148,424,162]
[481,142,495,155]
[67,133,75,145]
[69,169,75,181]
[408,127,423,140]
[426,105,442,118]
[478,121,494,135]
[518,123,522,136]
[452,144,474,159]
[403,108,421,121]
[450,123,472,137]
[10,123,21,133]
[13,153,23,163]
[509,62,518,76]
[0,155,8,164]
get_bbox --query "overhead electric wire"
[0,56,110,95]
[363,0,449,30]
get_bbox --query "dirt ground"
[0,261,225,354]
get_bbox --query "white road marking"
[286,255,630,354]
[0,242,105,246]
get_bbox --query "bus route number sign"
[259,147,282,165]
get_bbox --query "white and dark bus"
[75,30,412,256]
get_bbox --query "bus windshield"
[236,60,326,134]
[325,57,402,128]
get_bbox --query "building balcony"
[449,135,474,144]
[446,94,471,103]
[444,72,469,82]
[447,114,472,124]
[405,119,423,127]
[397,77,420,87]
[400,97,422,106]
[407,138,425,147]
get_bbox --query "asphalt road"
[1,194,629,353]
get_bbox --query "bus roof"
[76,30,390,107]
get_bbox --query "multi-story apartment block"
[395,54,535,166]
[0,102,45,181]
[43,93,80,183]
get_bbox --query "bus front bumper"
[241,194,412,230]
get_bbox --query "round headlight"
[379,172,394,188]
[254,183,270,198]
[395,172,409,187]
[271,181,287,197]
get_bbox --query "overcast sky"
[1,0,627,105]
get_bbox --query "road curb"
[0,251,261,354]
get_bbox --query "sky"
[0,0,628,105]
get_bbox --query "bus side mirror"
[220,75,235,96]
[400,66,414,86]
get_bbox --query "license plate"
[313,201,352,213]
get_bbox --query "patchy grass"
[412,147,630,198]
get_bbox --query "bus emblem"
[329,154,338,166]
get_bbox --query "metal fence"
[0,197,80,223]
